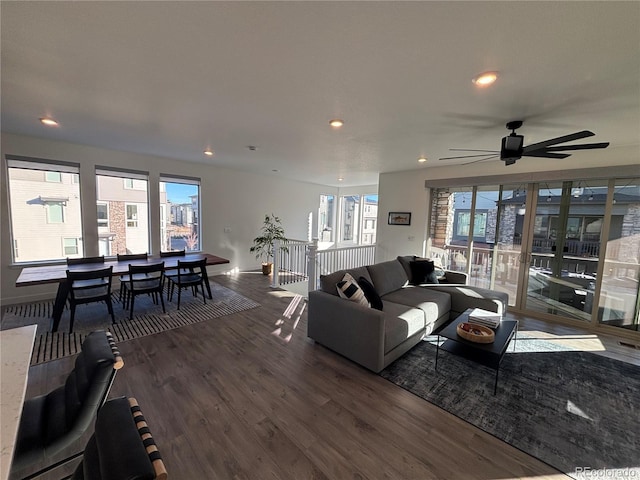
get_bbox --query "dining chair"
[63,396,167,480]
[66,267,115,333]
[67,256,105,266]
[165,258,207,309]
[116,253,149,303]
[11,331,124,479]
[122,262,165,320]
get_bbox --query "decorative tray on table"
[456,322,495,343]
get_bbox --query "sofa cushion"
[367,260,408,296]
[358,276,383,311]
[426,285,508,317]
[320,266,372,296]
[336,273,369,307]
[382,287,451,327]
[381,302,426,353]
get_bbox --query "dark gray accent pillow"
[409,259,438,285]
[358,276,383,311]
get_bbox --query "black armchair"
[10,331,124,479]
[66,397,167,480]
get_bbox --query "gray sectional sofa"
[307,256,508,373]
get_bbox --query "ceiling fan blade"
[449,148,499,153]
[542,142,610,152]
[523,130,595,152]
[460,155,498,165]
[439,153,500,160]
[522,151,571,159]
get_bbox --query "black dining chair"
[64,396,167,480]
[116,253,149,303]
[67,256,105,266]
[66,267,115,333]
[165,258,207,309]
[121,262,165,320]
[10,331,124,479]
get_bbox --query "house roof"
[1,2,639,187]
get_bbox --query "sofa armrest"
[441,270,468,285]
[308,290,385,372]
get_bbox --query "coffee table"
[435,309,517,394]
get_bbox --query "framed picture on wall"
[388,212,411,225]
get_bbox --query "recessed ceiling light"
[204,149,214,156]
[329,119,344,128]
[472,71,498,87]
[338,177,344,182]
[418,156,428,163]
[40,117,59,127]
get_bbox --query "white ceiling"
[2,1,639,187]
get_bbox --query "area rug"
[380,333,640,480]
[1,281,260,365]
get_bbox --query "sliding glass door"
[429,177,640,334]
[525,181,607,321]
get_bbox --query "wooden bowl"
[456,322,495,343]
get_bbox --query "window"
[96,167,149,255]
[45,171,61,182]
[318,194,335,243]
[338,194,378,246]
[97,202,109,227]
[63,238,79,255]
[6,157,82,263]
[46,202,65,223]
[160,175,201,252]
[126,204,138,227]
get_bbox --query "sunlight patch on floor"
[566,400,592,420]
[519,330,606,352]
[271,294,306,344]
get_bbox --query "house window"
[45,171,62,182]
[46,202,65,223]
[126,204,138,228]
[6,157,82,263]
[97,202,109,228]
[63,238,79,255]
[160,175,201,252]
[96,167,149,255]
[318,194,335,243]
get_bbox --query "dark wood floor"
[23,271,639,480]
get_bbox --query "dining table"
[15,253,230,332]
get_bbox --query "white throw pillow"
[336,272,370,307]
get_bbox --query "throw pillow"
[336,273,369,307]
[409,259,437,285]
[358,276,383,311]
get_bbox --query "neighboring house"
[8,169,83,262]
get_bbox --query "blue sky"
[165,183,198,204]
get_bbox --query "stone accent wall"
[617,203,640,263]
[430,189,454,248]
[498,205,518,247]
[110,201,127,255]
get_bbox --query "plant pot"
[262,263,273,275]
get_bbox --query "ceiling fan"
[439,120,610,166]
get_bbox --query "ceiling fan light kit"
[439,120,610,166]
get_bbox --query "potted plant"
[250,214,288,275]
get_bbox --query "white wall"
[375,171,430,262]
[1,133,337,304]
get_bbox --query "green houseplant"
[250,214,289,275]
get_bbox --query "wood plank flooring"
[21,271,640,480]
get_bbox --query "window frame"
[159,174,202,252]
